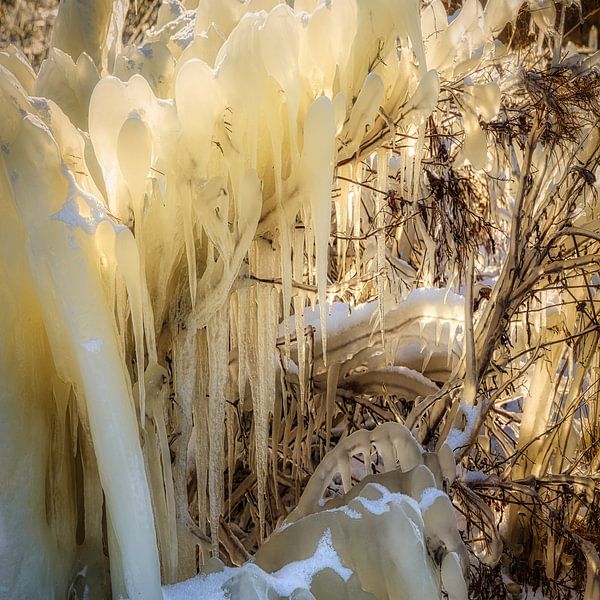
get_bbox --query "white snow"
[419,487,446,511]
[460,469,488,483]
[160,529,352,600]
[161,568,232,600]
[282,287,464,343]
[268,529,352,596]
[446,403,482,451]
[352,482,421,518]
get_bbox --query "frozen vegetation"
[1,0,599,599]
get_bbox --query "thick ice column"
[207,304,230,554]
[6,116,162,600]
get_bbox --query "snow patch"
[353,482,422,518]
[419,487,446,511]
[160,529,352,600]
[446,403,482,451]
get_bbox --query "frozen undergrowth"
[2,0,600,598]
[158,469,467,600]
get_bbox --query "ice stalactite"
[138,363,178,583]
[255,285,279,538]
[376,148,390,348]
[260,5,300,366]
[207,305,230,554]
[50,0,126,73]
[194,330,211,555]
[325,363,341,450]
[293,228,307,413]
[0,266,72,598]
[35,49,100,131]
[302,96,336,362]
[351,166,363,279]
[183,180,198,310]
[173,325,199,578]
[0,45,35,94]
[115,227,147,426]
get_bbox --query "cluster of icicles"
[0,0,523,598]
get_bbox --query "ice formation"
[157,425,467,600]
[0,0,543,598]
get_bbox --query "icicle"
[144,418,173,582]
[418,319,427,353]
[116,113,155,425]
[447,322,458,366]
[411,123,426,200]
[194,330,210,558]
[107,513,127,600]
[236,288,250,411]
[117,112,152,219]
[377,437,396,472]
[444,270,458,303]
[361,447,371,479]
[156,396,179,578]
[115,276,128,359]
[352,163,362,278]
[280,220,293,367]
[6,113,163,598]
[226,401,236,517]
[422,348,434,373]
[376,149,390,349]
[207,304,229,555]
[304,214,315,288]
[265,82,293,366]
[183,179,197,309]
[79,425,105,558]
[435,319,443,347]
[301,96,336,364]
[343,72,384,160]
[325,363,340,451]
[293,228,307,413]
[253,284,278,540]
[272,354,285,511]
[306,411,316,471]
[115,228,146,425]
[334,195,344,270]
[334,164,351,278]
[173,325,198,578]
[135,362,178,582]
[284,399,296,477]
[141,275,157,365]
[403,70,440,128]
[339,457,352,494]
